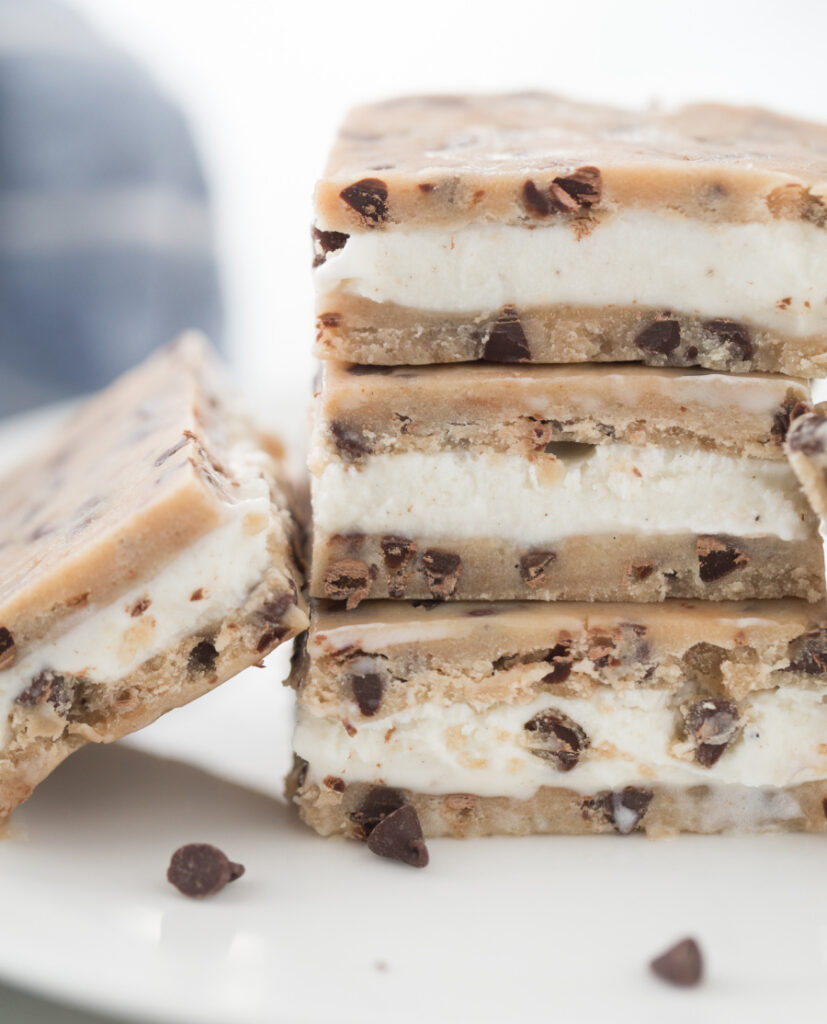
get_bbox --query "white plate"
[2,408,827,1024]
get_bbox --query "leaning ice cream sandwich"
[0,334,307,816]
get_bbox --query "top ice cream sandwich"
[0,334,308,817]
[314,93,827,374]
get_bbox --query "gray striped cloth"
[0,0,223,416]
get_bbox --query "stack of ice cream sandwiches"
[290,93,827,841]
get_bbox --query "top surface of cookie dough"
[0,334,303,655]
[316,92,827,232]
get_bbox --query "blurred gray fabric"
[0,0,223,417]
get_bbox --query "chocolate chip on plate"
[366,804,429,868]
[350,786,407,836]
[650,937,704,987]
[167,843,245,898]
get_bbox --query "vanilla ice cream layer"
[312,446,809,545]
[315,214,827,336]
[0,432,276,748]
[294,687,827,800]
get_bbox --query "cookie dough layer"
[290,771,827,839]
[315,361,808,463]
[786,407,827,523]
[315,297,827,377]
[316,94,827,233]
[293,599,827,722]
[0,335,308,817]
[310,531,824,604]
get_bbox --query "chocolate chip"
[483,306,531,362]
[16,670,72,715]
[522,179,551,216]
[154,434,194,468]
[330,421,372,460]
[260,594,292,623]
[418,182,435,193]
[628,560,656,582]
[351,672,384,716]
[696,536,749,582]
[519,551,556,586]
[703,318,754,363]
[582,786,653,834]
[323,775,346,792]
[312,226,349,267]
[541,643,573,684]
[256,626,290,653]
[319,312,341,328]
[683,698,740,767]
[788,414,827,455]
[366,804,429,868]
[190,589,204,601]
[549,166,602,211]
[129,597,151,617]
[188,640,218,673]
[167,843,245,898]
[786,628,827,674]
[380,536,417,571]
[323,558,376,609]
[650,938,703,987]
[421,550,462,598]
[634,319,680,356]
[350,786,407,836]
[524,710,589,771]
[0,628,16,671]
[340,178,388,223]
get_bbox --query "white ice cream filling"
[293,687,827,800]
[0,436,276,749]
[315,214,827,336]
[312,445,810,545]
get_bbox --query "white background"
[4,1,827,1019]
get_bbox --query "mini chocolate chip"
[627,560,656,584]
[188,640,218,673]
[351,672,384,716]
[366,804,429,868]
[260,594,292,622]
[257,626,290,653]
[330,421,372,460]
[16,670,71,715]
[0,628,16,671]
[549,165,602,211]
[312,226,349,267]
[788,413,827,455]
[421,550,462,598]
[522,179,551,216]
[697,536,749,582]
[380,535,417,571]
[519,551,556,586]
[129,597,151,617]
[703,318,754,363]
[541,642,573,684]
[634,319,680,356]
[190,588,204,601]
[323,775,346,792]
[418,182,435,193]
[323,558,376,609]
[483,306,531,362]
[350,786,407,836]
[167,843,245,898]
[154,434,194,468]
[340,178,388,223]
[650,938,703,987]
[683,698,740,767]
[786,627,827,674]
[524,709,589,771]
[583,786,653,834]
